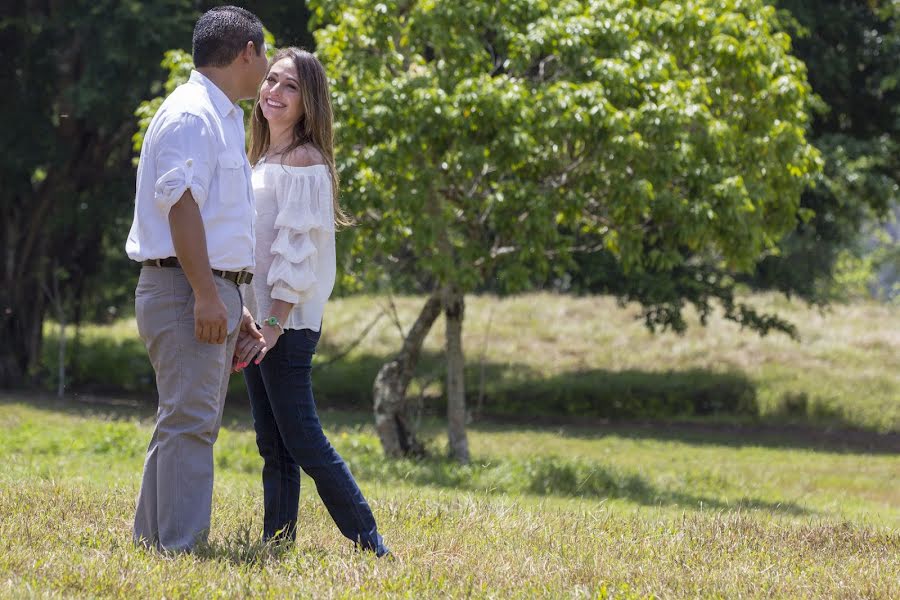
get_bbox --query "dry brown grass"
[2,397,898,598]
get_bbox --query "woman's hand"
[232,307,267,372]
[233,328,267,372]
[257,324,283,362]
[239,302,290,369]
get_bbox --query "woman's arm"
[258,299,294,356]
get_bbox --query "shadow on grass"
[293,349,900,455]
[190,526,301,567]
[37,328,900,440]
[469,416,900,456]
[38,335,821,421]
[0,393,852,517]
[333,443,814,516]
[299,349,898,449]
[179,531,365,566]
[22,334,900,455]
[35,312,900,442]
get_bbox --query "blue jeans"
[243,327,388,555]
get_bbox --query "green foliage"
[479,368,758,420]
[132,50,196,158]
[40,320,154,393]
[0,0,200,385]
[38,292,900,432]
[133,27,278,156]
[749,0,900,301]
[310,0,820,338]
[567,248,800,336]
[222,1,315,50]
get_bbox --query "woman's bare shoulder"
[282,145,326,168]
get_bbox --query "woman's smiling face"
[259,57,304,129]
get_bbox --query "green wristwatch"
[264,316,283,333]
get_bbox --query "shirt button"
[186,158,193,167]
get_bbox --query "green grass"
[43,292,900,432]
[1,395,898,598]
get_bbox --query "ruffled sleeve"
[267,170,335,304]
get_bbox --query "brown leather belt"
[142,257,253,285]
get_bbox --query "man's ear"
[242,41,256,63]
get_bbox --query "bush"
[42,323,154,394]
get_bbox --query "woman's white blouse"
[249,162,336,332]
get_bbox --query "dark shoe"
[356,540,392,559]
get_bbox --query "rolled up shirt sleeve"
[267,172,335,305]
[153,114,215,216]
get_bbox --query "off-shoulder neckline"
[254,161,328,173]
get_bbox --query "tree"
[566,0,900,328]
[748,0,899,301]
[310,0,820,461]
[0,1,197,388]
[235,1,316,50]
[0,0,310,390]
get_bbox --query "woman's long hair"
[248,47,351,227]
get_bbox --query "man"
[125,6,268,552]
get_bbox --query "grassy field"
[45,292,900,432]
[1,394,898,598]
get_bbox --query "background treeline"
[2,0,897,391]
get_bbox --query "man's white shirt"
[126,70,255,271]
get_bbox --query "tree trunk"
[1,260,48,389]
[443,284,470,464]
[50,267,66,398]
[56,313,66,398]
[71,279,84,382]
[373,290,442,457]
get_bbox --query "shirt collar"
[189,70,240,118]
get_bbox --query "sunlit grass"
[42,292,900,432]
[1,398,897,598]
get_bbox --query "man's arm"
[169,190,227,344]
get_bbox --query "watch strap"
[264,316,284,333]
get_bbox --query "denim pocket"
[280,330,316,367]
[302,328,322,344]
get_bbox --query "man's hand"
[240,306,260,336]
[194,291,228,344]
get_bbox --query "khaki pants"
[132,266,241,551]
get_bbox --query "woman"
[233,47,389,557]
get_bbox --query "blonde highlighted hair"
[248,47,351,228]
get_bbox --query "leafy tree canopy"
[311,0,821,334]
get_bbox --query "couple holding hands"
[125,6,389,557]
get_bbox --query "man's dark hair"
[192,6,264,68]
